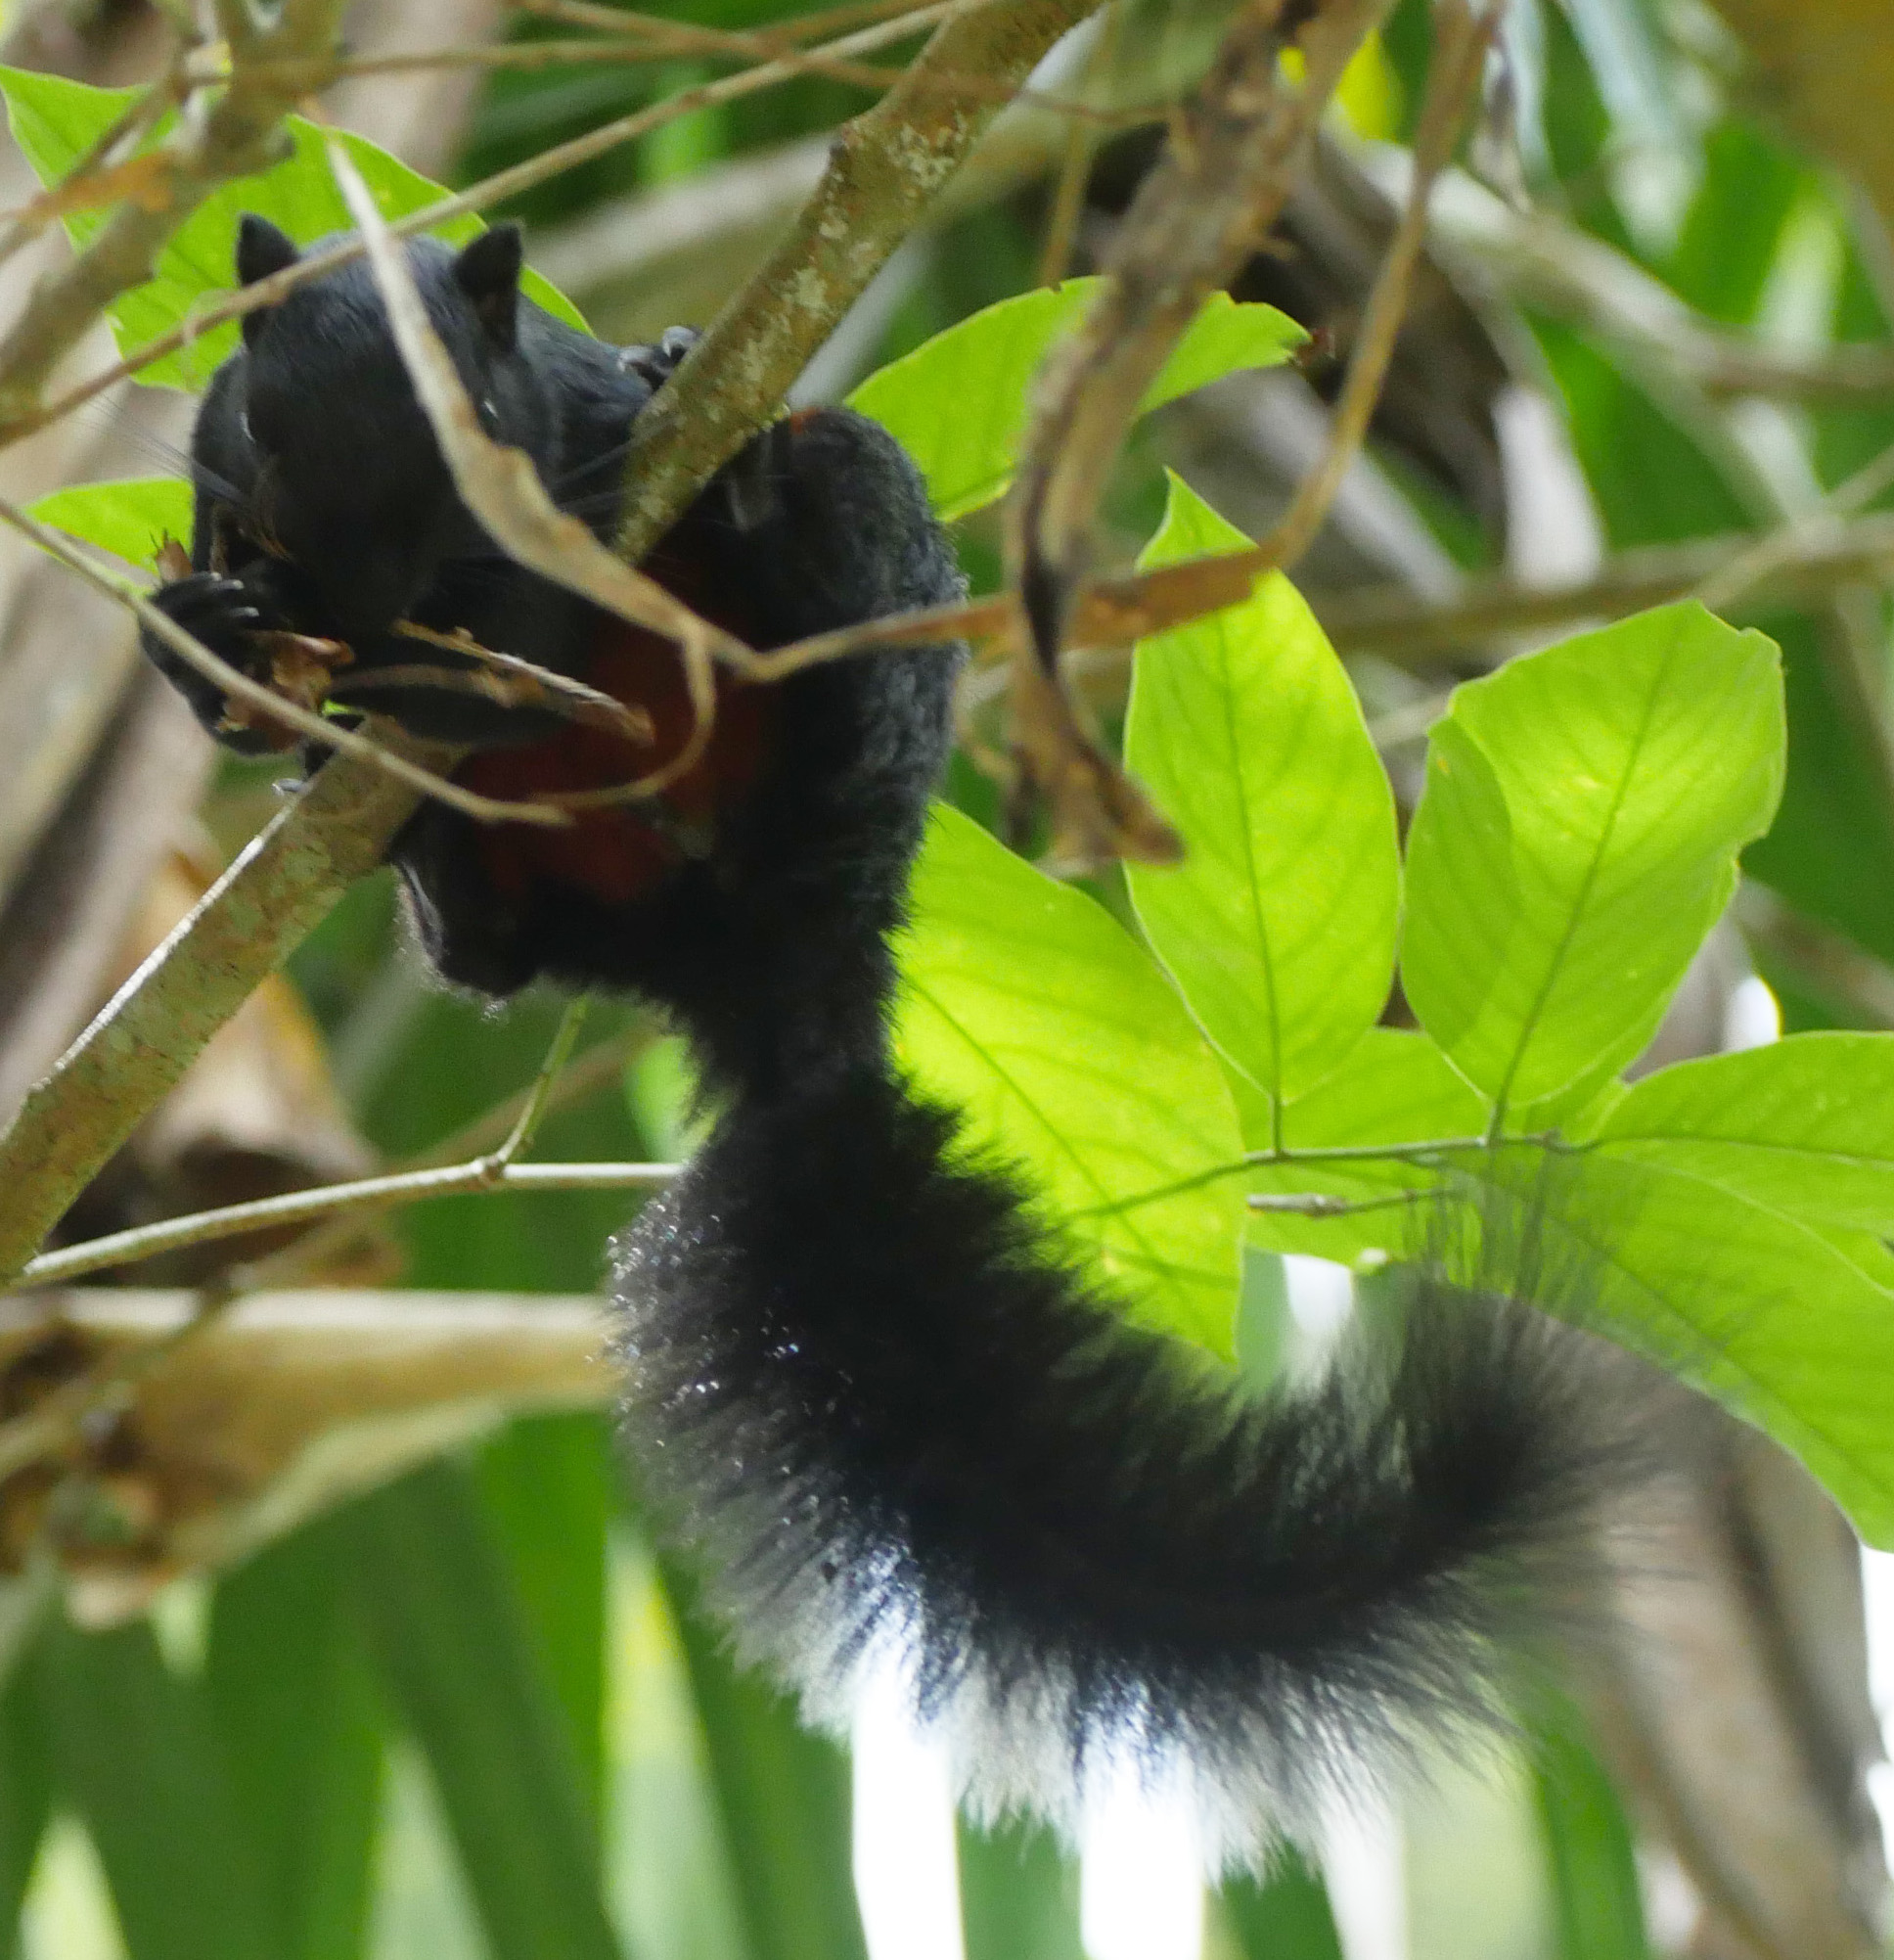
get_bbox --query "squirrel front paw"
[141,569,306,755]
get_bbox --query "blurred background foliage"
[4,0,1894,1955]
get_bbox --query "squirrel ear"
[236,214,298,286]
[236,215,298,346]
[453,225,523,353]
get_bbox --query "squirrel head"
[225,215,534,640]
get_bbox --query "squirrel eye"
[480,396,498,421]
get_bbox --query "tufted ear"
[453,225,523,353]
[236,214,299,346]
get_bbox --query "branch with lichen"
[613,0,1107,561]
[0,0,1103,1289]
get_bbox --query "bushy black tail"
[610,1067,1639,1864]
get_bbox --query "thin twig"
[495,994,591,1164]
[1261,0,1501,572]
[0,0,354,428]
[513,0,938,48]
[10,1,970,448]
[190,33,921,94]
[16,946,596,1297]
[1248,1190,1431,1218]
[244,1024,658,1288]
[16,1162,677,1291]
[0,495,571,827]
[387,621,656,744]
[1035,4,1114,287]
[1317,511,1894,662]
[1694,430,1894,615]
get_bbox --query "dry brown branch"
[1002,0,1394,866]
[0,1290,613,1615]
[612,0,1107,564]
[747,8,1498,713]
[387,621,655,743]
[755,495,1894,699]
[1261,0,1499,568]
[0,0,352,432]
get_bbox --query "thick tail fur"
[610,1067,1640,1865]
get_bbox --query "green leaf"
[27,476,191,571]
[0,68,582,391]
[1529,1697,1648,1960]
[661,1559,865,1960]
[0,1657,52,1960]
[1125,478,1398,1111]
[897,805,1245,1357]
[959,1819,1083,1960]
[1141,292,1307,412]
[1594,1032,1894,1232]
[1401,603,1783,1117]
[1515,1151,1894,1546]
[848,281,1302,522]
[343,1465,620,1960]
[34,1616,274,1960]
[1216,1847,1343,1960]
[0,68,140,220]
[1667,120,1805,327]
[476,1416,610,1830]
[1240,1028,1487,1265]
[206,1521,384,1960]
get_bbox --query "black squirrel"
[142,215,1635,1862]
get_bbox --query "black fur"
[141,220,1638,1865]
[613,1073,1640,1861]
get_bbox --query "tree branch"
[612,0,1105,563]
[0,732,445,1280]
[0,0,1105,1287]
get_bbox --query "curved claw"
[618,324,702,392]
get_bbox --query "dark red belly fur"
[459,552,772,908]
